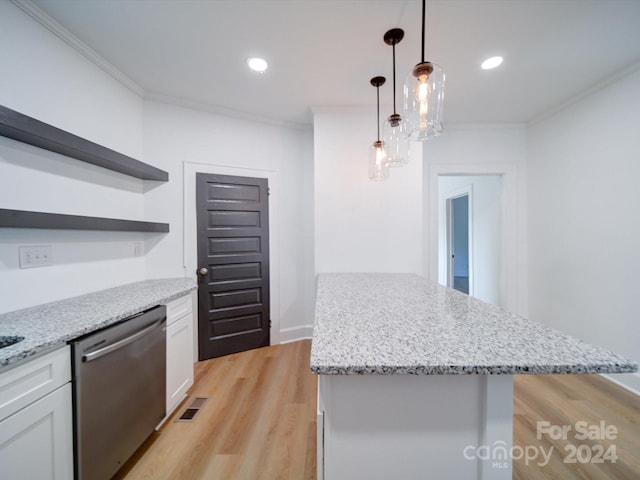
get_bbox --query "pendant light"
[403,0,445,140]
[382,28,409,167]
[368,76,390,181]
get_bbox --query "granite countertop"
[0,277,197,371]
[310,273,638,375]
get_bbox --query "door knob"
[198,267,209,276]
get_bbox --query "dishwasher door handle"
[82,319,164,363]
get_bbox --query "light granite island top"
[0,277,197,371]
[311,274,636,480]
[310,273,637,375]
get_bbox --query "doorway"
[195,173,270,360]
[438,175,503,306]
[446,193,470,294]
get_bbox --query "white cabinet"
[0,347,73,480]
[165,292,195,417]
[316,374,514,480]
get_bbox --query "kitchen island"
[310,273,637,480]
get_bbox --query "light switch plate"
[19,245,53,269]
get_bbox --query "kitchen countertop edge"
[0,278,197,372]
[310,273,638,376]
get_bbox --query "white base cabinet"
[317,374,514,480]
[165,292,195,417]
[0,347,73,480]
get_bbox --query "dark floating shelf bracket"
[0,209,170,233]
[0,105,168,181]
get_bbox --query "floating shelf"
[0,105,168,181]
[0,209,169,233]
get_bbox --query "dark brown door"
[196,173,270,360]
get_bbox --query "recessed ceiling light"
[247,57,268,73]
[481,56,503,70]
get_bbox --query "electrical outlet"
[134,241,145,257]
[19,245,53,269]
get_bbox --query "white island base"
[317,374,514,480]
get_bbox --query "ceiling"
[29,0,640,128]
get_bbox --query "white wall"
[313,114,527,314]
[527,68,640,391]
[0,3,315,341]
[0,2,143,158]
[142,101,314,340]
[0,1,147,313]
[439,175,503,306]
[314,109,424,275]
[425,126,528,315]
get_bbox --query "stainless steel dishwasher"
[71,305,166,480]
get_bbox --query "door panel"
[206,183,260,202]
[211,289,262,309]
[209,237,261,254]
[208,211,260,227]
[196,173,270,359]
[211,263,261,282]
[212,314,263,336]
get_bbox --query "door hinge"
[267,187,271,196]
[269,319,272,328]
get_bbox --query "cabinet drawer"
[0,346,71,422]
[165,293,193,325]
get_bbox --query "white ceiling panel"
[29,0,640,126]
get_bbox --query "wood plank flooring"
[114,340,316,480]
[514,374,640,479]
[115,340,639,479]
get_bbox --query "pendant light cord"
[392,43,397,115]
[421,0,426,63]
[376,85,381,141]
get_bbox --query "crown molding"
[528,59,640,127]
[11,0,311,131]
[443,123,526,130]
[310,108,526,131]
[311,106,375,116]
[145,92,311,131]
[10,0,145,97]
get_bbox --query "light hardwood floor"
[116,340,639,479]
[514,374,640,479]
[115,340,316,480]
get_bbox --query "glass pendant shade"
[369,75,389,181]
[403,0,445,141]
[382,28,408,167]
[403,61,444,140]
[368,140,390,181]
[382,114,409,167]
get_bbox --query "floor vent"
[175,396,209,422]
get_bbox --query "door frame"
[427,163,519,313]
[183,161,280,355]
[442,185,473,296]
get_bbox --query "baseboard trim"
[600,372,640,397]
[279,325,313,344]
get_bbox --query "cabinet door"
[0,384,73,480]
[166,313,194,415]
